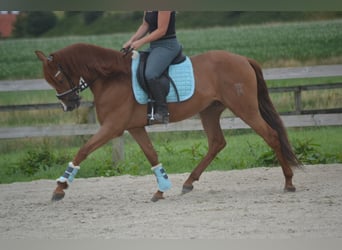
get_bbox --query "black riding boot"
[147,77,170,124]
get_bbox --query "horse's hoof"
[284,186,296,192]
[151,191,164,202]
[151,195,165,202]
[51,191,65,202]
[182,185,194,194]
[57,181,68,190]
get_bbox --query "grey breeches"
[144,38,181,81]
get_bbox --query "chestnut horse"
[35,43,300,202]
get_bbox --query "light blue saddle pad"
[131,53,195,104]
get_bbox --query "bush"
[13,11,57,37]
[12,13,28,37]
[17,143,71,176]
[293,139,338,164]
[256,138,340,166]
[26,11,57,36]
[83,11,104,25]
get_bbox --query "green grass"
[1,76,341,127]
[0,127,341,184]
[1,20,342,127]
[0,19,342,80]
[179,20,342,65]
[0,19,341,183]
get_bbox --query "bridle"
[54,63,93,100]
[47,55,96,100]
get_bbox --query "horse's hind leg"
[238,113,295,191]
[182,102,226,193]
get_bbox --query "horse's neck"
[85,49,132,101]
[90,75,131,100]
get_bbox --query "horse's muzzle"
[60,96,81,112]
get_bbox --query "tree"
[12,12,28,37]
[27,11,57,36]
[83,11,104,25]
[13,11,57,37]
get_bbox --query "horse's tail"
[248,58,301,167]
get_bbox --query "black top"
[144,11,176,39]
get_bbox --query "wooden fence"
[0,64,341,141]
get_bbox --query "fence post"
[294,87,302,114]
[112,136,124,166]
[87,104,96,124]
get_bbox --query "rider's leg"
[145,39,181,123]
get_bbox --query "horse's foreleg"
[52,126,121,201]
[183,103,226,194]
[128,127,171,201]
[128,127,159,165]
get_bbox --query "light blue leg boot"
[56,162,80,184]
[151,163,172,192]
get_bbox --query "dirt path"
[0,164,341,239]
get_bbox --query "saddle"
[130,47,195,124]
[136,48,186,103]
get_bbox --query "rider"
[123,11,181,124]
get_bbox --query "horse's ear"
[35,50,47,62]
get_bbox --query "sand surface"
[0,164,341,239]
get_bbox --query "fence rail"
[268,82,342,115]
[0,113,341,140]
[0,64,341,140]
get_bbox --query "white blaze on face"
[54,70,61,78]
[60,100,68,112]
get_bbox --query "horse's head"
[35,50,81,112]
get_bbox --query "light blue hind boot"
[151,163,172,192]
